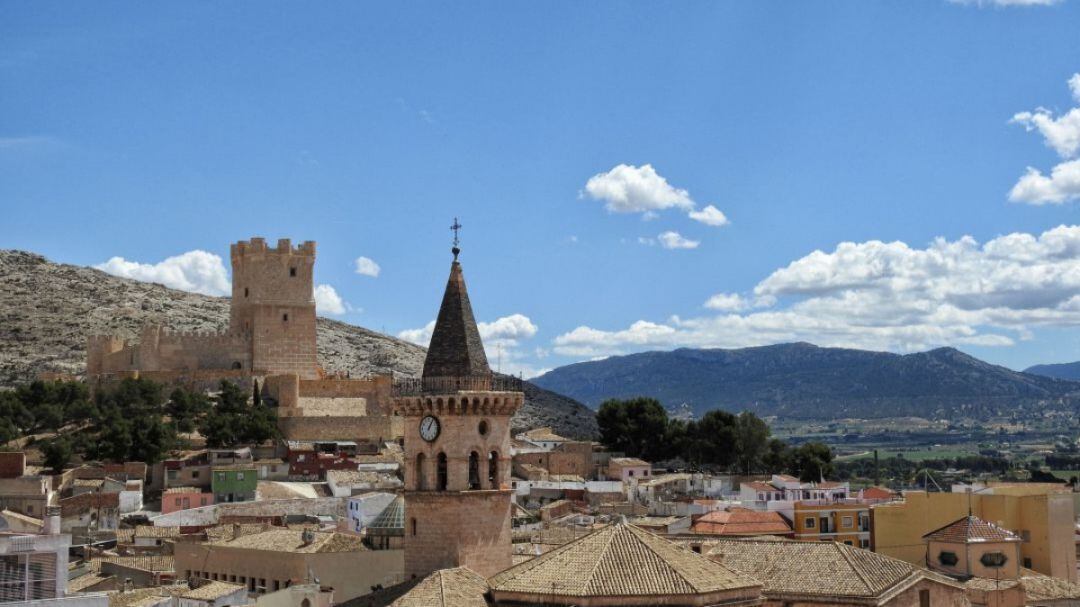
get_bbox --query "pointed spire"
[422,251,490,380]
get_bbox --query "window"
[290,267,297,277]
[478,420,488,436]
[805,517,816,529]
[628,470,634,477]
[860,539,870,549]
[218,472,226,481]
[283,313,289,322]
[244,287,249,297]
[980,552,1007,568]
[237,472,244,481]
[919,589,930,607]
[938,551,959,566]
[411,518,417,536]
[488,451,499,489]
[468,451,481,490]
[1023,557,1032,568]
[192,470,199,479]
[841,516,853,528]
[436,452,448,491]
[415,453,427,490]
[844,540,853,546]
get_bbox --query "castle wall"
[276,415,403,444]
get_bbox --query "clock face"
[419,415,440,442]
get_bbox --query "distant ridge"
[1024,361,1080,381]
[0,249,597,438]
[532,342,1080,420]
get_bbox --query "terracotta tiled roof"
[1019,568,1080,601]
[60,492,119,517]
[178,581,244,601]
[608,457,650,467]
[743,481,776,492]
[489,523,762,600]
[861,486,895,500]
[211,528,366,553]
[522,427,568,442]
[690,509,792,536]
[91,555,175,573]
[68,573,114,592]
[203,523,272,543]
[133,525,180,539]
[706,538,961,600]
[390,567,489,607]
[921,515,1022,543]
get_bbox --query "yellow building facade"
[870,487,1076,582]
[791,501,870,548]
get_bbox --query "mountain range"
[1024,361,1080,382]
[532,342,1080,420]
[0,250,597,438]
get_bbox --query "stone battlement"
[230,237,316,260]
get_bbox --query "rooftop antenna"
[450,217,462,260]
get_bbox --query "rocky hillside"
[0,250,596,438]
[1024,360,1080,381]
[532,342,1080,421]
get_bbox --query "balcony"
[391,374,523,396]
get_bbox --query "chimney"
[123,578,134,593]
[43,506,60,535]
[301,529,316,546]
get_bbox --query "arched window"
[468,452,481,490]
[436,452,448,491]
[415,453,427,490]
[231,361,242,370]
[488,451,499,488]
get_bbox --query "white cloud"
[688,205,730,227]
[584,164,694,214]
[354,256,381,277]
[1009,160,1080,204]
[398,320,436,346]
[553,226,1080,358]
[478,314,539,343]
[1010,74,1080,205]
[658,231,700,250]
[1011,107,1080,159]
[637,236,656,246]
[95,250,230,296]
[704,293,749,312]
[398,313,539,376]
[314,284,348,315]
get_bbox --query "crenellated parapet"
[393,391,523,418]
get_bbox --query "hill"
[1024,361,1080,381]
[0,250,596,438]
[531,342,1080,420]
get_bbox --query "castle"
[87,237,318,381]
[86,237,399,445]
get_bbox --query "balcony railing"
[391,374,524,396]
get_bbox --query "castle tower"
[229,237,318,379]
[394,238,522,579]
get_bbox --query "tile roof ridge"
[621,524,700,593]
[582,524,619,595]
[834,542,875,595]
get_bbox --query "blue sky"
[5,1,1080,377]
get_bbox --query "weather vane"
[451,217,462,259]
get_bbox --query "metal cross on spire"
[450,217,462,259]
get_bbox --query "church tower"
[394,226,522,579]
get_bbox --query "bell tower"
[394,223,522,579]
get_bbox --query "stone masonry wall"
[403,490,513,579]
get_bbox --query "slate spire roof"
[422,255,491,379]
[488,522,762,603]
[921,515,1022,544]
